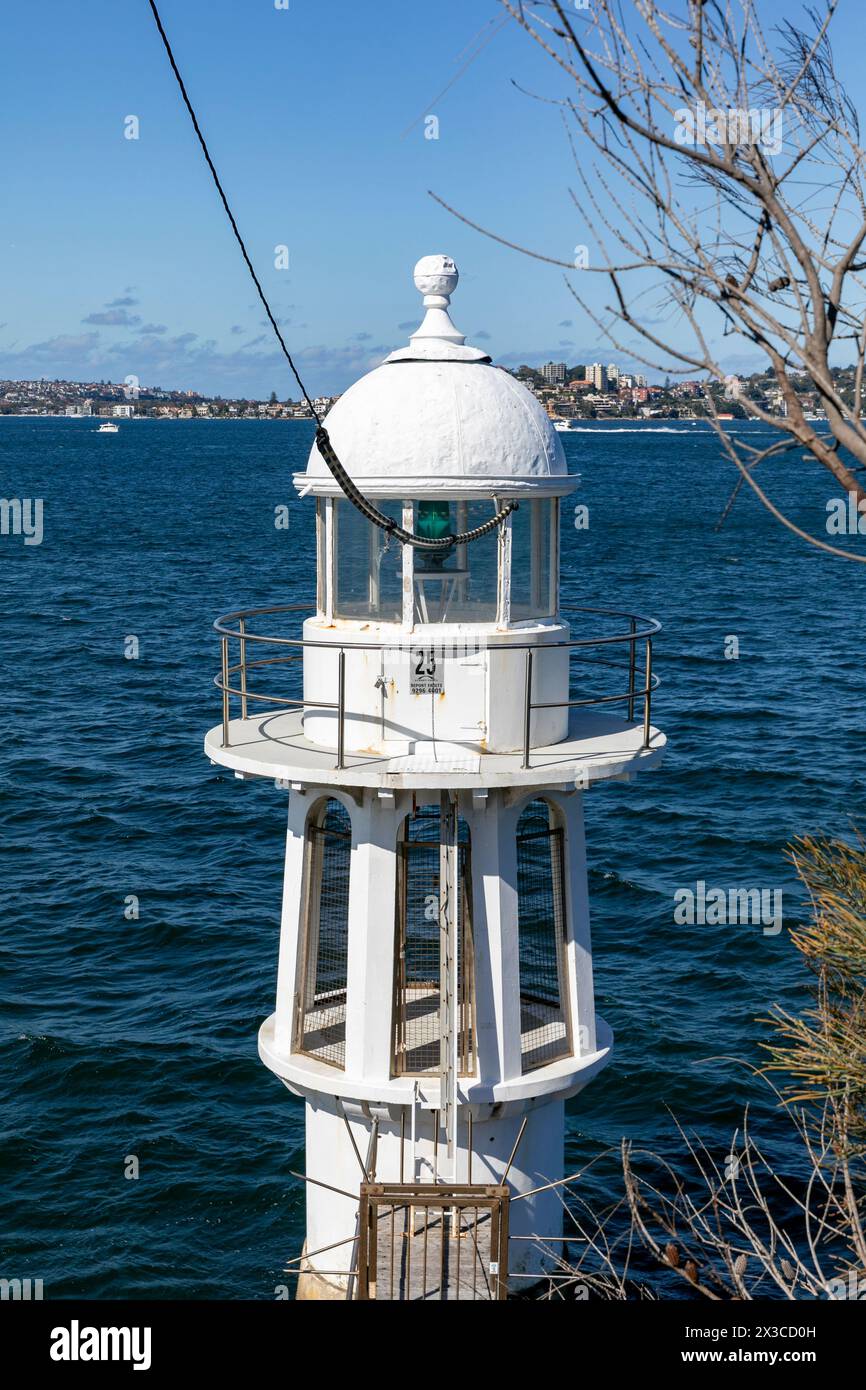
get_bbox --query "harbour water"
[1,416,863,1297]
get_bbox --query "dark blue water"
[1,417,863,1297]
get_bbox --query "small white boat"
[552,419,573,432]
[96,421,120,433]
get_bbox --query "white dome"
[298,255,573,500]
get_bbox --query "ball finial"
[413,254,459,301]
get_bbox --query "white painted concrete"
[255,783,618,1289]
[300,1097,569,1291]
[300,620,571,754]
[259,1013,613,1109]
[206,706,664,789]
[204,253,666,1298]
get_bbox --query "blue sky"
[2,0,864,397]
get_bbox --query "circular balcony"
[205,603,664,791]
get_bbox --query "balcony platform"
[258,1012,614,1112]
[205,707,664,792]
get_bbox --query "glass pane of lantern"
[510,499,556,620]
[412,499,499,623]
[333,499,403,621]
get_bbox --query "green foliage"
[764,835,866,1143]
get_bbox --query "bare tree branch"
[434,0,866,561]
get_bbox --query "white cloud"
[83,308,142,327]
[0,328,399,397]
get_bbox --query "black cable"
[146,1,317,418]
[146,0,516,550]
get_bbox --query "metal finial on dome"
[410,254,465,346]
[414,253,459,299]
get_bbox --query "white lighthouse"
[205,255,664,1300]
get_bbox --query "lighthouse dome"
[298,255,572,500]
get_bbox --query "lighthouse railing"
[213,602,661,768]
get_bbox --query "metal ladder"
[439,791,459,1173]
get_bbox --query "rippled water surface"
[1,416,863,1297]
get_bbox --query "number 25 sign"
[410,648,444,695]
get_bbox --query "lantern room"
[297,255,577,755]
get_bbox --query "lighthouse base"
[293,1093,572,1298]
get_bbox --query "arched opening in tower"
[516,798,572,1072]
[392,803,476,1077]
[294,797,352,1068]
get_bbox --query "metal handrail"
[212,602,661,770]
[214,601,660,651]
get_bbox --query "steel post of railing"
[628,616,636,723]
[238,616,248,720]
[336,648,346,770]
[221,636,230,747]
[521,648,534,770]
[643,637,653,749]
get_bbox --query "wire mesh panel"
[516,800,572,1072]
[357,1184,509,1301]
[392,807,475,1076]
[295,799,351,1068]
[456,834,476,1074]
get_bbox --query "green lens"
[416,501,452,541]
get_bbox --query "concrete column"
[562,791,597,1055]
[468,791,523,1084]
[344,790,400,1080]
[273,790,311,1053]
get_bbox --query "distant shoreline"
[0,413,776,424]
[0,413,318,421]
